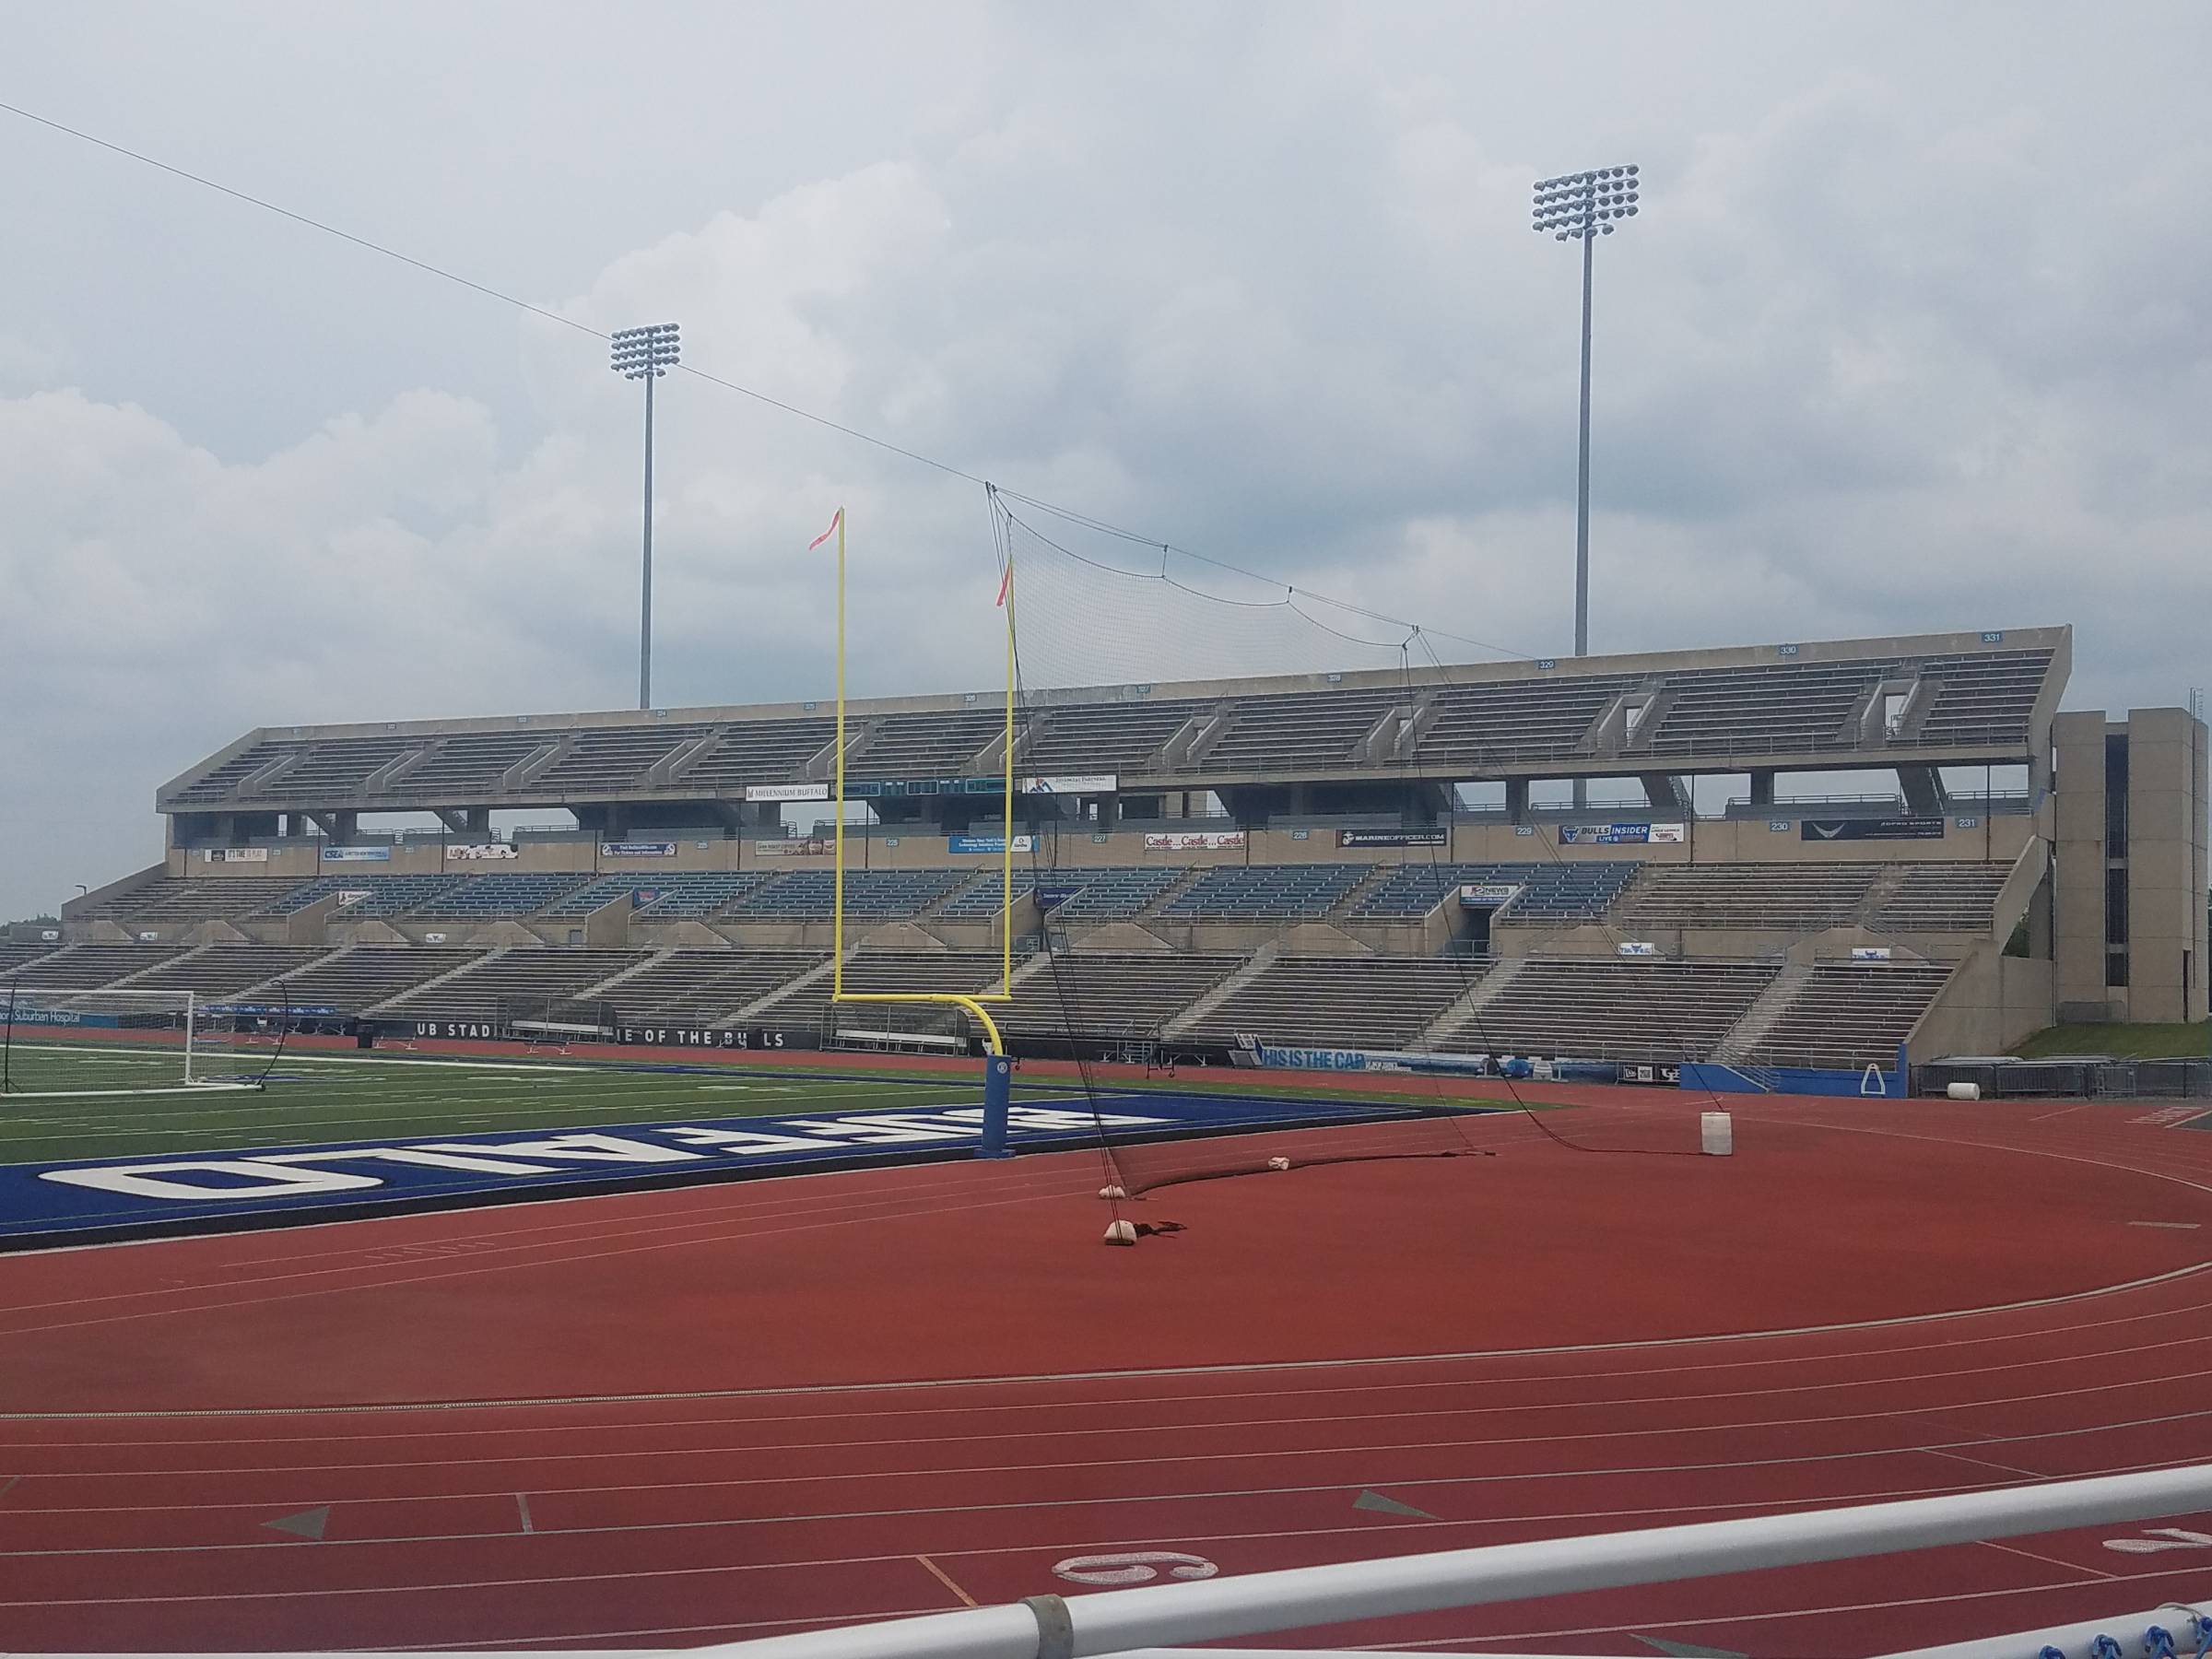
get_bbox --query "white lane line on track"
[18,1298,2212,1450]
[9,1405,2212,1524]
[9,1252,2204,1421]
[1978,1536,2120,1581]
[0,1468,2138,1590]
[21,1359,2210,1483]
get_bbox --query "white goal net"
[0,988,276,1096]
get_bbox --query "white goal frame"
[0,987,265,1097]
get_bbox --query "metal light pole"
[1532,165,1640,659]
[610,323,682,710]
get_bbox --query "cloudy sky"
[3,1,2206,918]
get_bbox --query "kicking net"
[994,494,1511,1203]
[0,984,283,1096]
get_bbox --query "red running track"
[1,1091,2210,1655]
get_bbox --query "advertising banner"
[1336,829,1448,848]
[1144,830,1247,852]
[745,782,830,803]
[204,847,270,864]
[448,842,519,861]
[947,834,1035,855]
[321,845,392,864]
[1617,941,1661,957]
[1801,817,1946,842]
[1560,822,1686,845]
[335,889,373,906]
[1458,883,1524,905]
[1850,946,1894,960]
[1020,774,1118,795]
[754,837,831,857]
[600,841,677,858]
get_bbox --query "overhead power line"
[0,96,1531,664]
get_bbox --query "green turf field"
[0,1045,1044,1166]
[0,1041,1511,1167]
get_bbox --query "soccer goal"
[0,988,275,1097]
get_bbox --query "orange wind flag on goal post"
[808,507,843,551]
[995,556,1011,607]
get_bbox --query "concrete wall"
[2050,706,2209,1024]
[1910,949,2055,1058]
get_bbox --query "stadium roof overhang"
[156,625,2070,822]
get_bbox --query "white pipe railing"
[690,1465,2212,1659]
[18,1468,2211,1659]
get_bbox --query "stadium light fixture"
[1531,165,1641,660]
[610,323,682,711]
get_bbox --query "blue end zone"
[0,1087,1430,1251]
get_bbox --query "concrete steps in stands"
[233,944,352,1004]
[1134,866,1206,921]
[572,947,678,1006]
[1417,956,1528,1050]
[1162,944,1274,1039]
[1712,959,1813,1063]
[103,943,211,991]
[365,947,512,1017]
[724,949,845,1028]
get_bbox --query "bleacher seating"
[938,870,1038,920]
[1179,956,1477,1049]
[1350,861,1637,923]
[537,872,772,920]
[1436,958,1779,1062]
[1874,864,2011,933]
[765,949,1018,1029]
[0,944,61,977]
[1042,867,1186,922]
[1200,688,1403,773]
[77,876,305,922]
[246,737,418,798]
[413,874,594,917]
[1019,698,1212,774]
[1161,864,1369,920]
[730,869,968,921]
[386,732,551,796]
[162,637,2062,815]
[1412,674,1640,766]
[1638,661,1888,759]
[118,946,332,998]
[382,949,647,1022]
[273,947,484,1013]
[532,724,716,792]
[604,948,830,1024]
[1748,962,1955,1069]
[0,943,187,989]
[1609,864,1880,932]
[1002,952,1245,1038]
[847,709,1006,777]
[168,739,295,806]
[1896,650,2055,748]
[670,717,837,790]
[261,875,468,918]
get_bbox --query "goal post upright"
[829,505,1017,1158]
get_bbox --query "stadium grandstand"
[20,622,2205,1077]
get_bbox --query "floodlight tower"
[610,322,682,710]
[1532,165,1640,659]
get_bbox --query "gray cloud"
[2,0,2207,917]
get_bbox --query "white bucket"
[1700,1111,1734,1156]
[1947,1081,1983,1101]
